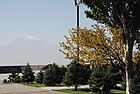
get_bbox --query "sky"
[0,0,94,47]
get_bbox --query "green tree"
[43,63,62,86]
[22,63,35,83]
[81,0,140,93]
[80,64,91,85]
[35,71,44,84]
[63,61,91,91]
[89,64,123,94]
[60,65,67,78]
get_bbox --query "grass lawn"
[22,83,46,87]
[3,82,46,87]
[111,89,126,94]
[3,82,15,84]
[57,88,126,94]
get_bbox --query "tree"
[81,0,140,93]
[133,51,140,64]
[59,28,81,61]
[80,64,91,85]
[35,71,44,84]
[60,65,67,78]
[63,61,91,91]
[89,64,123,94]
[60,25,125,73]
[60,24,128,93]
[22,63,35,83]
[60,25,127,92]
[43,63,62,86]
[132,51,140,93]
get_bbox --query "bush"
[14,76,21,83]
[3,79,7,83]
[8,72,20,83]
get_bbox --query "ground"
[0,84,67,94]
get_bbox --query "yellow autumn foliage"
[60,25,125,66]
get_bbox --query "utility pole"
[74,0,80,62]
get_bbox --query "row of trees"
[7,61,126,93]
[41,62,124,93]
[7,63,90,87]
[35,62,91,88]
[7,63,64,84]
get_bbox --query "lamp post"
[75,0,80,62]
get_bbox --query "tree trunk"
[75,84,78,91]
[125,41,134,94]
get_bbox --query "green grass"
[3,82,15,84]
[22,83,46,87]
[111,89,126,94]
[3,82,46,87]
[57,88,126,94]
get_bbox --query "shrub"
[3,79,7,83]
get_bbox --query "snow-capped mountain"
[0,37,68,66]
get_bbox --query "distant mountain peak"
[18,35,39,41]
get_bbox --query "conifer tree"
[35,71,44,84]
[63,61,90,91]
[22,63,34,83]
[43,63,62,86]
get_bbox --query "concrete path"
[40,85,89,91]
[0,84,67,94]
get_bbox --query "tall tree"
[81,0,140,94]
[60,26,125,72]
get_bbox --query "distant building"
[0,65,46,74]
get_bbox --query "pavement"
[40,85,89,91]
[0,84,68,94]
[0,82,89,94]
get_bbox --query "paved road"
[0,84,67,94]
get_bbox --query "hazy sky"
[0,0,94,47]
